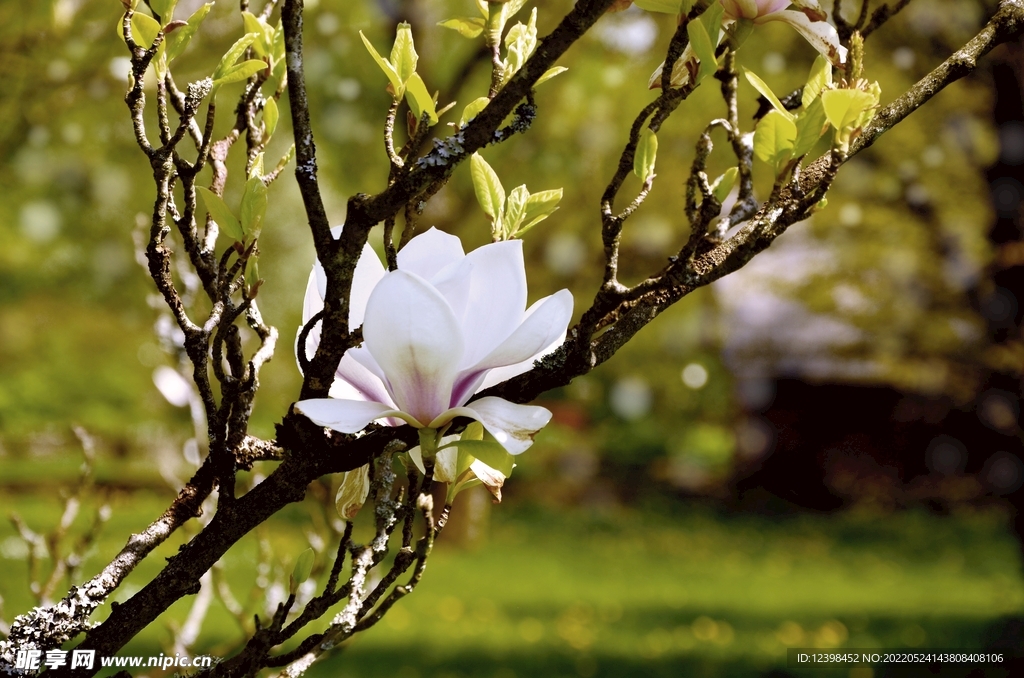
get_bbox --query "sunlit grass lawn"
[2,484,1023,678]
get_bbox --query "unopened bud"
[335,464,370,521]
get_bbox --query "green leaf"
[792,96,828,158]
[249,152,265,180]
[753,110,797,175]
[821,89,877,133]
[536,66,567,87]
[360,31,404,98]
[504,185,529,236]
[242,11,274,58]
[710,167,738,203]
[165,2,212,63]
[438,17,486,39]
[453,440,514,476]
[149,0,178,23]
[470,153,505,235]
[404,72,438,125]
[802,55,832,108]
[213,33,258,82]
[240,176,268,238]
[518,188,563,234]
[502,9,537,84]
[459,96,490,127]
[633,128,658,181]
[130,11,162,48]
[744,69,794,121]
[699,0,724,51]
[391,22,419,83]
[262,97,279,139]
[214,59,267,87]
[686,17,717,84]
[289,547,314,593]
[244,252,260,292]
[633,0,682,12]
[196,187,244,243]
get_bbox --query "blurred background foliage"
[2,0,1024,676]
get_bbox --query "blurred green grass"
[1,485,1022,678]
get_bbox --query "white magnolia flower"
[295,227,573,455]
[649,0,847,89]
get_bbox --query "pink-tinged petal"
[336,351,395,406]
[457,240,528,367]
[294,398,422,433]
[759,0,792,14]
[363,270,464,424]
[397,227,465,279]
[450,290,573,405]
[720,0,745,19]
[759,10,847,65]
[430,397,552,455]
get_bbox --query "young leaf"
[214,59,267,87]
[196,186,244,243]
[686,18,717,84]
[149,0,178,24]
[213,33,258,82]
[504,185,530,236]
[165,2,212,63]
[453,440,515,476]
[289,547,314,593]
[359,31,404,98]
[249,152,265,180]
[241,11,274,58]
[470,153,506,233]
[699,0,725,52]
[129,11,162,48]
[502,9,538,84]
[710,167,738,203]
[240,176,268,238]
[437,17,486,39]
[802,55,832,108]
[244,252,260,292]
[633,0,682,12]
[459,96,490,127]
[262,97,279,139]
[792,96,828,158]
[536,66,568,87]
[391,22,418,83]
[821,89,877,133]
[519,188,563,234]
[745,70,794,121]
[404,72,438,125]
[634,128,658,181]
[754,110,797,174]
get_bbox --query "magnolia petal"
[363,270,464,424]
[336,351,395,406]
[396,227,465,280]
[648,42,697,89]
[335,464,371,520]
[294,398,421,432]
[789,0,828,22]
[726,0,759,19]
[429,257,475,329]
[761,10,847,65]
[457,240,529,367]
[434,446,460,483]
[470,458,506,502]
[756,0,792,16]
[432,397,552,455]
[450,289,573,405]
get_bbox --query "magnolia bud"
[335,464,370,521]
